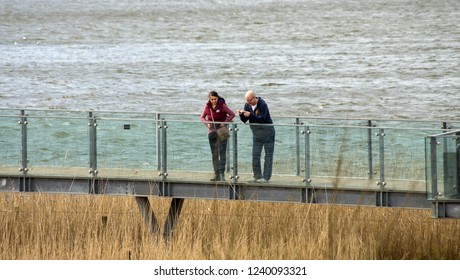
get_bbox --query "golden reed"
[1,192,459,260]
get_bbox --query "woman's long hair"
[208,90,220,99]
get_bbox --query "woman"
[200,91,235,181]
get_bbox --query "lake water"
[1,0,459,120]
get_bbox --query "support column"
[135,197,160,234]
[163,198,184,241]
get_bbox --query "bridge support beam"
[163,198,184,241]
[376,191,389,207]
[135,197,160,235]
[135,196,184,241]
[431,201,460,218]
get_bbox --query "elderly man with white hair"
[237,90,275,183]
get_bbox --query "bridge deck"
[0,166,429,212]
[1,165,425,191]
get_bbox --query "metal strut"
[19,110,30,192]
[163,198,184,241]
[135,197,160,234]
[88,111,99,194]
[376,128,389,207]
[135,196,184,241]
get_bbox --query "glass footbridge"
[1,109,460,236]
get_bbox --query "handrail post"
[156,113,161,171]
[160,119,168,180]
[378,128,385,187]
[88,111,98,193]
[295,118,301,176]
[231,123,239,184]
[429,136,438,200]
[19,109,29,192]
[226,123,230,173]
[376,128,388,206]
[429,136,441,217]
[367,120,373,179]
[304,125,311,186]
[301,125,313,203]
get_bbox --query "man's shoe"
[247,177,259,183]
[256,178,268,183]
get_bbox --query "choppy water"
[1,0,459,120]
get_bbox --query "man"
[237,90,275,183]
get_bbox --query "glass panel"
[272,124,302,175]
[425,129,460,200]
[235,123,303,186]
[26,112,89,177]
[164,119,214,181]
[233,123,253,181]
[96,116,157,178]
[449,121,460,130]
[380,128,443,184]
[309,126,370,185]
[273,124,305,185]
[0,113,21,173]
[424,137,433,198]
[435,137,447,198]
[441,133,460,199]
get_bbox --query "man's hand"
[237,110,250,117]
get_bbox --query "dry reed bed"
[1,192,459,260]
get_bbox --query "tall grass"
[1,192,459,260]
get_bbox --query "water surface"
[1,0,459,120]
